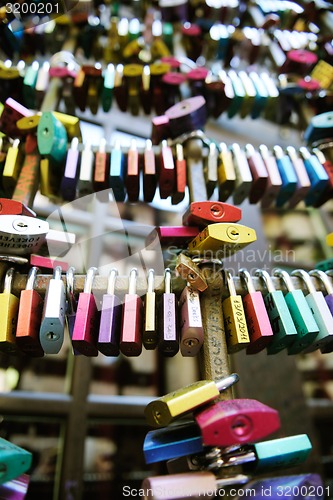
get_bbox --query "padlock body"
[285,290,319,354]
[158,292,179,357]
[120,294,143,356]
[243,291,273,354]
[40,278,66,354]
[143,423,204,464]
[144,379,217,427]
[0,293,19,353]
[275,156,298,207]
[72,293,99,356]
[98,294,121,356]
[264,291,298,354]
[305,292,333,353]
[16,290,44,356]
[175,253,208,292]
[252,434,312,472]
[223,295,250,353]
[179,286,203,356]
[195,398,280,447]
[182,201,242,227]
[143,291,157,349]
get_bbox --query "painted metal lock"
[239,269,273,354]
[78,140,94,197]
[72,267,99,356]
[159,140,175,199]
[158,268,179,357]
[65,267,80,356]
[146,226,199,248]
[110,140,126,202]
[39,266,66,354]
[230,143,253,205]
[61,137,80,201]
[0,268,19,354]
[286,146,311,208]
[37,112,68,163]
[143,268,157,350]
[204,142,218,198]
[255,269,298,354]
[0,438,32,486]
[0,199,35,217]
[175,253,208,292]
[144,373,239,427]
[98,268,121,356]
[120,268,143,356]
[126,139,140,202]
[217,142,236,202]
[182,201,242,227]
[2,139,22,196]
[259,145,282,209]
[16,266,44,357]
[245,144,268,204]
[273,145,298,207]
[0,214,49,256]
[223,271,250,353]
[143,139,157,203]
[172,143,186,205]
[179,285,204,356]
[195,398,280,447]
[300,147,329,206]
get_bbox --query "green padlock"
[37,112,68,163]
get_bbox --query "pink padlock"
[194,398,280,447]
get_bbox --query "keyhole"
[47,332,56,340]
[230,415,252,437]
[16,222,28,228]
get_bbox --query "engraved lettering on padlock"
[179,285,204,356]
[158,268,178,356]
[0,215,49,255]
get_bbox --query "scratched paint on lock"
[45,190,165,304]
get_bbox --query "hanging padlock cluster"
[140,374,324,499]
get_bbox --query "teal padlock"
[255,269,298,354]
[274,269,319,355]
[37,112,68,163]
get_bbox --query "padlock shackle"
[26,266,39,291]
[215,373,239,392]
[107,268,118,295]
[239,268,256,294]
[164,268,172,294]
[291,269,316,294]
[66,266,76,315]
[147,268,155,294]
[128,268,138,295]
[53,266,62,281]
[254,269,276,293]
[273,268,294,292]
[3,267,15,294]
[224,270,237,296]
[310,270,333,295]
[84,267,98,294]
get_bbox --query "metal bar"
[0,391,72,416]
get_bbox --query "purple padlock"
[97,269,122,356]
[61,137,80,201]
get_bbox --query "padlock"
[227,70,245,119]
[52,112,82,142]
[94,138,109,198]
[161,73,186,112]
[194,398,280,447]
[120,268,143,356]
[245,144,268,204]
[143,268,157,350]
[238,71,257,119]
[223,271,250,353]
[98,268,121,356]
[0,199,35,217]
[0,268,19,353]
[239,269,273,354]
[71,267,99,356]
[37,112,68,164]
[102,64,114,112]
[0,98,33,138]
[230,143,253,205]
[175,254,208,292]
[85,65,103,116]
[0,214,49,256]
[73,68,88,112]
[123,64,143,116]
[114,64,128,112]
[0,437,32,486]
[78,140,94,197]
[16,266,44,357]
[142,471,249,499]
[204,142,218,198]
[299,147,329,207]
[259,145,282,209]
[255,269,298,354]
[291,269,333,353]
[109,140,126,202]
[312,148,333,207]
[158,267,178,357]
[39,157,59,201]
[310,270,333,316]
[172,143,186,205]
[273,145,298,207]
[2,139,22,196]
[60,137,80,202]
[286,146,311,208]
[65,266,80,356]
[12,134,40,208]
[144,372,239,427]
[23,61,39,109]
[39,266,66,354]
[140,65,152,115]
[182,201,242,227]
[126,139,140,202]
[159,140,175,199]
[188,223,257,257]
[35,62,50,108]
[179,285,204,357]
[243,474,324,500]
[248,72,269,119]
[274,269,319,354]
[217,142,236,202]
[142,139,157,202]
[146,226,200,247]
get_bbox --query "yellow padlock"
[2,139,22,195]
[0,268,19,353]
[222,271,250,353]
